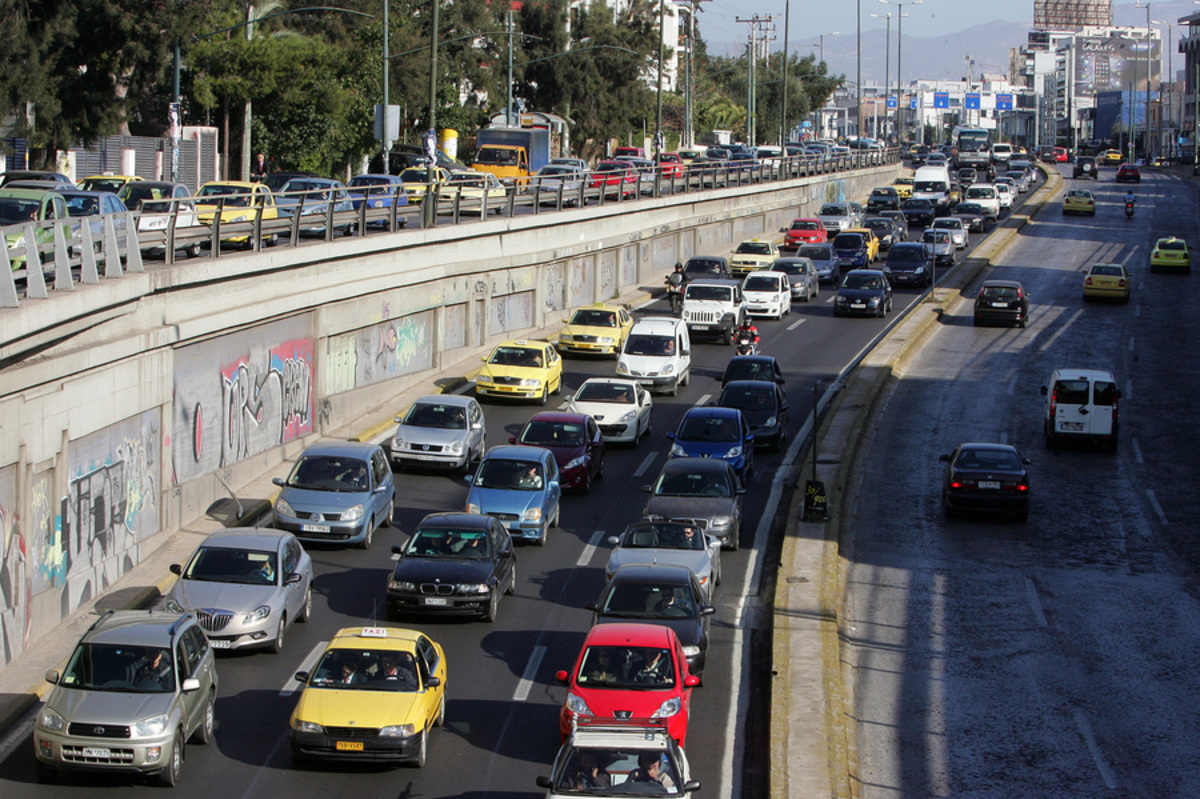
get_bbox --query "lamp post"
[870,12,891,139]
[856,0,862,138]
[1137,2,1152,161]
[780,0,790,146]
[879,0,922,143]
[655,0,666,159]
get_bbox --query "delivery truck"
[471,127,553,185]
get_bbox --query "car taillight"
[1084,277,1093,286]
[1048,388,1058,420]
[949,480,965,489]
[1117,279,1126,287]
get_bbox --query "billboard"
[1074,34,1160,96]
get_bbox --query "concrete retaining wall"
[0,164,896,668]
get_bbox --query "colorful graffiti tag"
[0,465,30,667]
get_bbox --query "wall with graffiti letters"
[172,316,314,485]
[0,465,30,667]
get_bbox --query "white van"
[990,142,1013,165]
[964,184,1001,219]
[616,317,692,396]
[1040,369,1121,451]
[912,165,952,212]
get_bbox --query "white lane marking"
[578,530,606,567]
[1128,336,1135,352]
[1007,375,1017,395]
[1146,489,1168,524]
[513,645,547,701]
[558,401,569,410]
[1025,578,1048,627]
[1132,437,1144,465]
[633,452,658,478]
[695,393,711,407]
[280,641,328,696]
[1134,304,1141,317]
[999,430,1009,444]
[787,317,807,331]
[370,427,394,446]
[1073,708,1119,788]
[1125,380,1133,402]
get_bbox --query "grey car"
[769,256,820,301]
[641,457,745,551]
[931,216,968,249]
[817,202,857,233]
[33,610,218,786]
[165,529,313,653]
[604,518,723,601]
[273,441,395,549]
[527,164,585,206]
[796,243,838,283]
[391,394,487,473]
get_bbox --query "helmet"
[674,262,683,270]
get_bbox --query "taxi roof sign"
[360,627,389,638]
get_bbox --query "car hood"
[171,579,280,614]
[569,400,638,423]
[671,440,741,460]
[606,548,712,581]
[838,288,886,301]
[467,485,546,515]
[292,685,425,728]
[643,495,736,521]
[397,424,468,448]
[743,289,783,301]
[278,485,370,514]
[619,354,675,375]
[391,556,494,583]
[570,681,685,722]
[48,685,175,725]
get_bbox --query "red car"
[613,146,646,159]
[1115,163,1141,184]
[556,622,699,745]
[656,152,684,179]
[510,411,606,493]
[1054,146,1069,162]
[589,160,637,199]
[782,217,828,249]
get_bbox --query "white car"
[963,183,1000,220]
[993,181,1014,210]
[931,216,968,249]
[741,271,791,319]
[567,377,653,445]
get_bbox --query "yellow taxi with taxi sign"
[1062,189,1095,216]
[556,303,634,358]
[1150,236,1192,273]
[1082,263,1131,303]
[289,626,447,767]
[475,339,564,404]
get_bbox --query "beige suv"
[33,610,219,786]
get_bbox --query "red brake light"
[1048,388,1058,419]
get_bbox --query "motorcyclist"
[1123,190,1136,216]
[733,319,760,352]
[665,263,687,312]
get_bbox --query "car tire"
[411,728,427,768]
[158,730,184,787]
[1015,508,1029,523]
[506,562,516,595]
[1018,314,1027,329]
[539,385,548,406]
[483,589,500,623]
[722,327,733,345]
[271,615,287,654]
[358,522,374,550]
[192,695,216,744]
[434,696,446,727]
[186,242,201,259]
[580,468,592,495]
[298,583,312,623]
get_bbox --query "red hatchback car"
[510,411,606,493]
[782,217,828,249]
[1115,163,1141,184]
[590,160,638,199]
[557,622,700,745]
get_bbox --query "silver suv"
[33,610,219,786]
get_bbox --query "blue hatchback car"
[465,445,562,545]
[667,406,755,481]
[346,173,410,228]
[272,441,395,549]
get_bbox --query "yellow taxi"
[892,175,914,200]
[195,180,279,245]
[440,170,509,215]
[556,303,634,357]
[1082,263,1131,303]
[1150,236,1192,273]
[288,626,446,767]
[1062,189,1096,216]
[843,227,881,262]
[400,166,453,203]
[475,339,564,404]
[78,174,142,194]
[730,239,781,275]
[1100,149,1124,165]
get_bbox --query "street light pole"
[871,12,892,139]
[879,0,922,143]
[780,0,790,146]
[655,0,665,159]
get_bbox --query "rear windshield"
[833,234,864,249]
[1053,378,1117,406]
[980,285,1019,300]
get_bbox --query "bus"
[952,126,991,169]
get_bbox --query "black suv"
[1073,156,1097,179]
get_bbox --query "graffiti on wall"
[493,291,535,334]
[0,465,30,667]
[444,303,467,351]
[621,245,637,287]
[354,312,433,389]
[543,264,566,313]
[567,258,592,308]
[599,258,616,302]
[173,317,314,484]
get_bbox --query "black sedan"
[940,442,1030,522]
[716,379,790,450]
[953,202,989,233]
[883,242,934,288]
[901,198,936,227]
[719,354,784,387]
[588,563,715,676]
[973,279,1030,327]
[386,512,516,622]
[833,268,893,317]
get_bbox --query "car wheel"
[722,327,733,345]
[681,369,690,388]
[1015,507,1029,523]
[411,728,427,768]
[35,761,59,784]
[580,468,592,495]
[596,456,605,482]
[192,695,215,744]
[1018,314,1027,329]
[539,385,549,406]
[726,528,740,552]
[358,522,374,550]
[158,730,184,787]
[186,242,201,259]
[271,615,287,654]
[483,588,500,623]
[506,562,516,595]
[298,583,312,623]
[434,695,446,727]
[552,375,562,395]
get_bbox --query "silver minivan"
[1040,369,1121,451]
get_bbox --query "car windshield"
[285,455,370,492]
[570,309,618,327]
[966,187,994,199]
[620,522,705,551]
[82,178,127,193]
[1067,191,1092,199]
[63,195,102,216]
[0,198,42,223]
[121,184,173,208]
[683,259,724,275]
[735,242,772,255]
[624,334,675,357]
[833,234,864,249]
[475,458,544,490]
[719,385,775,412]
[554,747,683,793]
[488,346,543,367]
[576,645,676,688]
[955,448,1022,471]
[724,360,776,383]
[575,382,635,404]
[677,415,740,442]
[820,205,847,216]
[538,166,576,176]
[402,402,468,430]
[890,246,924,262]
[1157,240,1187,251]
[197,185,251,205]
[684,285,732,302]
[1090,265,1123,277]
[771,260,810,275]
[400,168,437,183]
[797,245,832,260]
[653,469,731,497]
[743,275,781,291]
[923,231,950,244]
[476,148,520,166]
[520,419,585,447]
[348,177,395,195]
[307,648,420,691]
[60,644,175,693]
[183,547,278,585]
[957,204,984,215]
[404,527,492,558]
[790,220,819,230]
[842,273,884,291]
[600,583,698,619]
[933,220,959,229]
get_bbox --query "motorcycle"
[1124,201,1135,218]
[665,274,685,314]
[734,332,757,356]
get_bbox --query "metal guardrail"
[1,148,899,310]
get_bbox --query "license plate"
[991,302,1009,308]
[335,741,364,752]
[1060,422,1085,432]
[301,523,331,533]
[692,324,712,331]
[209,640,231,649]
[82,747,111,759]
[423,597,448,606]
[978,480,1001,490]
[851,303,866,309]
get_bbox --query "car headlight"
[389,579,416,592]
[11,234,26,249]
[476,372,493,386]
[519,378,541,388]
[456,583,490,595]
[291,718,323,734]
[835,296,848,306]
[134,714,169,738]
[670,444,688,457]
[38,708,65,731]
[559,334,573,343]
[392,436,406,450]
[522,507,544,522]
[275,497,296,517]
[616,361,630,375]
[564,456,587,470]
[565,692,593,716]
[660,363,675,375]
[378,724,417,737]
[764,416,777,428]
[445,440,464,455]
[682,645,701,658]
[466,502,481,514]
[913,266,925,274]
[652,697,682,718]
[243,605,272,623]
[161,598,184,613]
[867,297,881,306]
[341,503,365,522]
[710,515,734,529]
[596,337,614,346]
[723,445,743,459]
[617,410,637,424]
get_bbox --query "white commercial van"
[1040,369,1121,451]
[616,317,692,396]
[990,142,1013,165]
[912,165,952,212]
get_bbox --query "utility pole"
[736,15,775,147]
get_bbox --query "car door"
[543,454,562,522]
[370,449,394,526]
[467,400,486,456]
[490,520,515,593]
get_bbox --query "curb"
[351,376,473,443]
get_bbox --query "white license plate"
[1060,422,1085,432]
[991,302,1009,308]
[692,324,712,330]
[82,747,111,759]
[423,597,448,606]
[209,640,231,649]
[978,480,1001,490]
[851,303,866,309]
[301,523,331,533]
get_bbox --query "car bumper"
[973,307,1025,325]
[557,341,620,356]
[34,730,176,776]
[887,271,928,287]
[387,589,493,616]
[290,729,423,762]
[1082,286,1130,300]
[944,489,1028,515]
[596,422,637,443]
[276,515,370,545]
[559,464,592,490]
[475,382,544,400]
[390,446,468,470]
[746,302,785,316]
[834,301,885,316]
[193,609,280,650]
[1150,258,1191,272]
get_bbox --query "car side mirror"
[939,454,951,462]
[286,572,302,584]
[606,535,620,545]
[1040,386,1048,396]
[666,432,675,440]
[642,485,652,493]
[464,474,475,484]
[684,674,701,687]
[391,545,405,555]
[555,669,569,684]
[1023,458,1032,465]
[536,777,554,789]
[44,669,60,685]
[508,436,517,445]
[181,677,201,693]
[585,601,599,611]
[394,416,403,424]
[170,563,182,575]
[683,780,702,792]
[272,477,285,487]
[700,605,716,616]
[480,356,487,363]
[424,676,441,689]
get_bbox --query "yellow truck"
[471,127,552,186]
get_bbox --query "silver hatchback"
[390,395,487,473]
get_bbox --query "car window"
[520,420,586,447]
[1052,379,1090,405]
[654,469,732,497]
[404,402,469,429]
[287,456,370,492]
[1093,381,1118,406]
